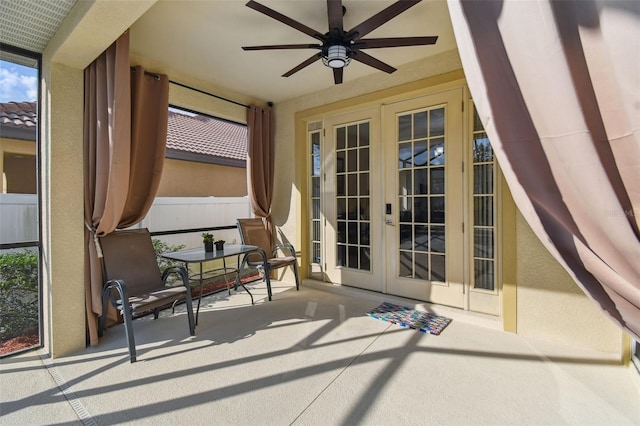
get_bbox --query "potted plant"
[202,232,214,252]
[214,239,225,251]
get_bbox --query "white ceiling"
[130,0,456,103]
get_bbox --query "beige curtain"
[84,32,169,345]
[448,0,640,340]
[246,105,275,240]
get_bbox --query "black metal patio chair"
[235,218,300,301]
[98,228,195,362]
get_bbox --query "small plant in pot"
[202,233,214,252]
[214,239,225,250]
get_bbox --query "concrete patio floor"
[2,280,639,425]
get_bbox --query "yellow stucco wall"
[516,213,623,353]
[1,137,37,193]
[40,61,87,358]
[157,159,247,197]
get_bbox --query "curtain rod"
[135,68,272,109]
[169,80,252,109]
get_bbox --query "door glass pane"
[399,170,412,194]
[415,253,429,279]
[414,225,428,252]
[414,197,428,223]
[399,251,413,277]
[360,198,370,220]
[398,142,412,168]
[414,112,428,139]
[399,115,412,141]
[399,197,412,222]
[429,138,445,165]
[359,123,370,146]
[474,164,493,194]
[348,174,357,196]
[396,106,446,281]
[338,222,346,243]
[335,120,371,271]
[337,127,346,149]
[347,125,358,148]
[360,222,370,245]
[431,254,446,281]
[430,196,445,224]
[360,148,370,171]
[430,109,445,136]
[337,198,346,219]
[431,225,445,253]
[414,140,428,166]
[414,169,428,194]
[360,173,370,196]
[430,168,445,194]
[360,247,371,271]
[347,149,357,172]
[400,225,412,249]
[337,151,346,173]
[336,175,345,196]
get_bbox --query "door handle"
[385,219,394,226]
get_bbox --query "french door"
[382,90,465,307]
[318,88,497,313]
[323,108,384,291]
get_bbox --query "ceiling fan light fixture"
[323,44,351,68]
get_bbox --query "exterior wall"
[40,61,86,358]
[0,137,36,193]
[516,212,623,353]
[157,159,246,197]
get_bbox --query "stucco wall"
[516,212,622,353]
[0,137,36,193]
[157,159,247,197]
[40,62,86,358]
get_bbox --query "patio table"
[160,244,259,324]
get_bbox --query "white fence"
[0,195,252,249]
[0,194,38,244]
[130,196,253,249]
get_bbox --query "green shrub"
[0,250,39,341]
[152,238,186,285]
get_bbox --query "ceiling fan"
[242,0,438,84]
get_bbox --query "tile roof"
[167,110,247,162]
[0,101,37,129]
[0,102,247,162]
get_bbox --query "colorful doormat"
[367,302,452,335]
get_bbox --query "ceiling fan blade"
[246,0,324,41]
[352,50,396,74]
[282,52,322,77]
[327,0,344,33]
[355,36,438,49]
[346,0,421,41]
[243,44,322,51]
[333,67,343,84]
